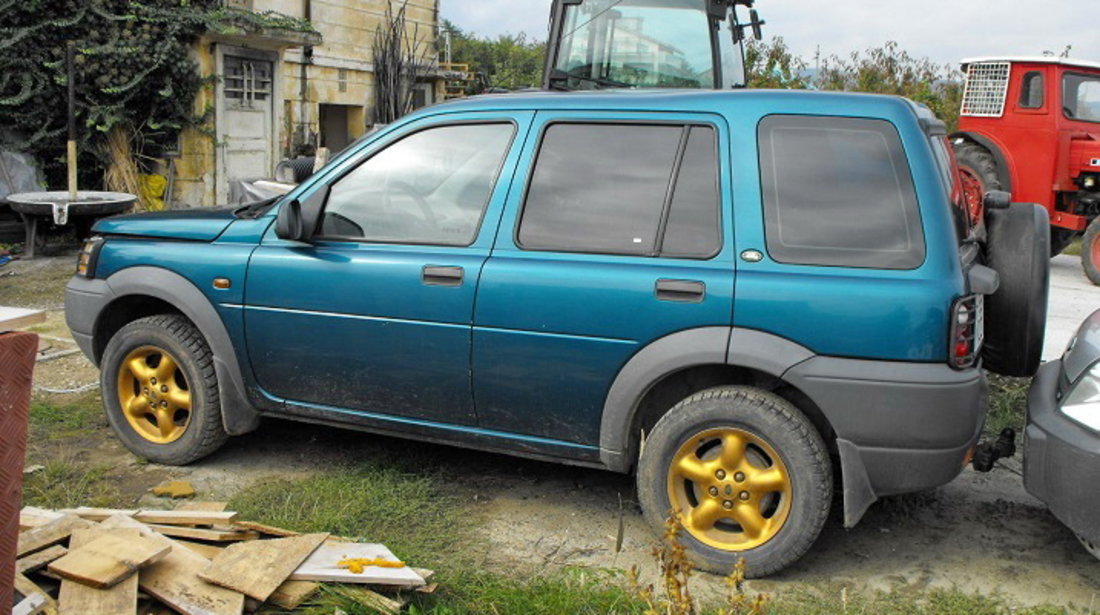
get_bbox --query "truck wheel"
[983,204,1050,377]
[954,141,1003,226]
[100,314,228,465]
[636,386,831,578]
[1082,217,1100,285]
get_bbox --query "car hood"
[93,207,239,241]
[1064,309,1100,385]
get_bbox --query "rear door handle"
[655,279,705,303]
[422,265,464,287]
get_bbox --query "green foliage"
[22,458,121,509]
[442,20,546,92]
[29,392,104,439]
[986,374,1030,437]
[0,0,313,188]
[745,38,810,90]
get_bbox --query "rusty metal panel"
[0,331,36,609]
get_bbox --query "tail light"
[949,294,983,369]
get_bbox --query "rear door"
[472,112,736,447]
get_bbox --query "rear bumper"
[785,357,987,526]
[1024,359,1100,546]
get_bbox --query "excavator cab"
[543,0,763,91]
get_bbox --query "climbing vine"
[0,0,314,189]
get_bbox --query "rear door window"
[758,115,925,269]
[518,123,721,258]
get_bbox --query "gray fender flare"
[102,266,261,435]
[598,327,815,472]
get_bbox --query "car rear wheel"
[100,314,227,465]
[636,386,831,578]
[1082,217,1100,286]
[983,204,1051,377]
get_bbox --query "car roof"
[417,88,911,116]
[960,56,1100,72]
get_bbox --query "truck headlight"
[1061,361,1100,431]
[76,236,104,278]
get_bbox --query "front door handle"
[655,279,705,303]
[422,265,464,287]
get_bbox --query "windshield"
[553,0,723,89]
[1064,72,1100,122]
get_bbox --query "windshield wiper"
[233,196,280,219]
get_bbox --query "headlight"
[76,236,104,278]
[1061,361,1100,431]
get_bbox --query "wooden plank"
[174,539,225,560]
[99,514,245,615]
[49,530,170,589]
[267,580,320,610]
[19,507,65,531]
[17,515,93,557]
[175,501,229,512]
[13,573,59,615]
[327,585,405,615]
[0,307,47,332]
[145,524,259,542]
[16,545,67,574]
[231,520,300,537]
[289,540,425,587]
[56,528,140,615]
[60,507,237,526]
[198,532,327,601]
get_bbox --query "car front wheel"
[100,314,228,465]
[636,386,832,577]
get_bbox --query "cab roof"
[960,56,1100,72]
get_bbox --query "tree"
[442,21,546,93]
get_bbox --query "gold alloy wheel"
[116,346,192,444]
[667,427,792,551]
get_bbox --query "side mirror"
[275,199,308,242]
[750,9,764,40]
[983,190,1012,210]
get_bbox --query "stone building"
[173,0,444,207]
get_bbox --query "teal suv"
[65,90,1049,576]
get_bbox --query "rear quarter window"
[758,115,925,270]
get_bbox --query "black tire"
[1082,217,1100,286]
[953,141,1004,193]
[636,386,831,578]
[100,314,228,465]
[983,204,1051,377]
[1050,227,1078,257]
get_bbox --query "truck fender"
[951,130,1015,193]
[102,266,261,435]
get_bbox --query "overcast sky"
[440,1,1097,70]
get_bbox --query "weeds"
[986,374,1030,437]
[28,392,104,439]
[22,457,120,509]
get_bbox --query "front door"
[219,50,275,203]
[244,113,530,424]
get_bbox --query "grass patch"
[22,458,121,509]
[1063,238,1082,257]
[985,374,1030,437]
[28,392,104,439]
[228,464,467,567]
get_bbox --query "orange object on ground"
[337,558,407,573]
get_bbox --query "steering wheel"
[385,180,439,233]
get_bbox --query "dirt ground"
[5,250,1100,611]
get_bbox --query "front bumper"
[1024,359,1100,546]
[64,275,113,364]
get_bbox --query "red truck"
[952,57,1100,283]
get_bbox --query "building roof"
[960,56,1100,71]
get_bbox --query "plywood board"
[50,529,170,588]
[57,528,140,615]
[14,572,59,615]
[145,524,258,542]
[198,532,327,601]
[175,502,229,512]
[17,515,92,557]
[231,520,300,537]
[175,539,225,560]
[16,544,67,574]
[267,580,320,610]
[61,507,237,526]
[99,515,245,615]
[19,506,65,531]
[0,307,46,332]
[289,540,425,586]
